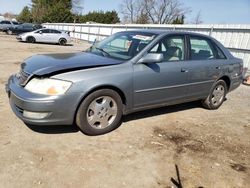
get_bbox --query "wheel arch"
[217,75,231,91]
[59,37,67,42]
[26,36,36,42]
[73,85,127,123]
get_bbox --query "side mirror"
[39,31,42,34]
[138,53,163,64]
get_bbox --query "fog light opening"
[23,111,50,119]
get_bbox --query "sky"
[0,0,249,24]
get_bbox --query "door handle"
[181,68,188,73]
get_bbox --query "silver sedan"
[16,28,71,45]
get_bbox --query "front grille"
[18,70,31,86]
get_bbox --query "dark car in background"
[6,30,243,135]
[6,23,43,35]
[0,20,19,32]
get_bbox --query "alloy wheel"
[211,84,225,106]
[86,96,118,129]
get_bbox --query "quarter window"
[214,44,226,59]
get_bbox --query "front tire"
[27,36,35,43]
[76,89,123,135]
[202,80,227,110]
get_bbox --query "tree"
[31,0,73,23]
[120,0,190,24]
[17,6,32,23]
[71,0,84,15]
[172,15,184,24]
[192,11,202,24]
[144,0,189,24]
[120,0,141,23]
[3,12,17,20]
[136,10,150,24]
[78,10,120,24]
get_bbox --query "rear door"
[133,35,190,108]
[50,29,62,42]
[185,35,227,99]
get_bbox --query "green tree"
[79,10,120,24]
[17,6,32,23]
[31,0,73,23]
[172,15,185,24]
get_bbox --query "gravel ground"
[0,33,249,188]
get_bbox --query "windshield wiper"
[95,47,110,57]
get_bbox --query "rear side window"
[190,37,216,60]
[41,29,51,33]
[51,29,61,34]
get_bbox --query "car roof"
[119,29,211,38]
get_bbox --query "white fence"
[43,23,250,72]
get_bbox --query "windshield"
[88,32,157,60]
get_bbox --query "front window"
[149,35,185,62]
[88,32,157,60]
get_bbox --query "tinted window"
[2,21,11,24]
[190,37,217,60]
[51,29,61,34]
[12,22,19,25]
[213,43,226,59]
[41,29,51,33]
[150,36,185,61]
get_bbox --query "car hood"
[21,52,123,76]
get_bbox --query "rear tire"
[202,80,227,110]
[27,36,35,43]
[76,89,123,135]
[59,38,67,45]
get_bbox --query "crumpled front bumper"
[6,75,81,126]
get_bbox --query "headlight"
[25,78,72,95]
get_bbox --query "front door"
[133,35,189,108]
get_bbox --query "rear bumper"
[6,75,82,126]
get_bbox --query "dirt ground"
[0,33,249,188]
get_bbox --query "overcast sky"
[0,0,249,24]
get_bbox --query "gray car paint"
[22,52,123,75]
[6,30,243,126]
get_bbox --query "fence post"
[209,26,214,36]
[87,24,90,42]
